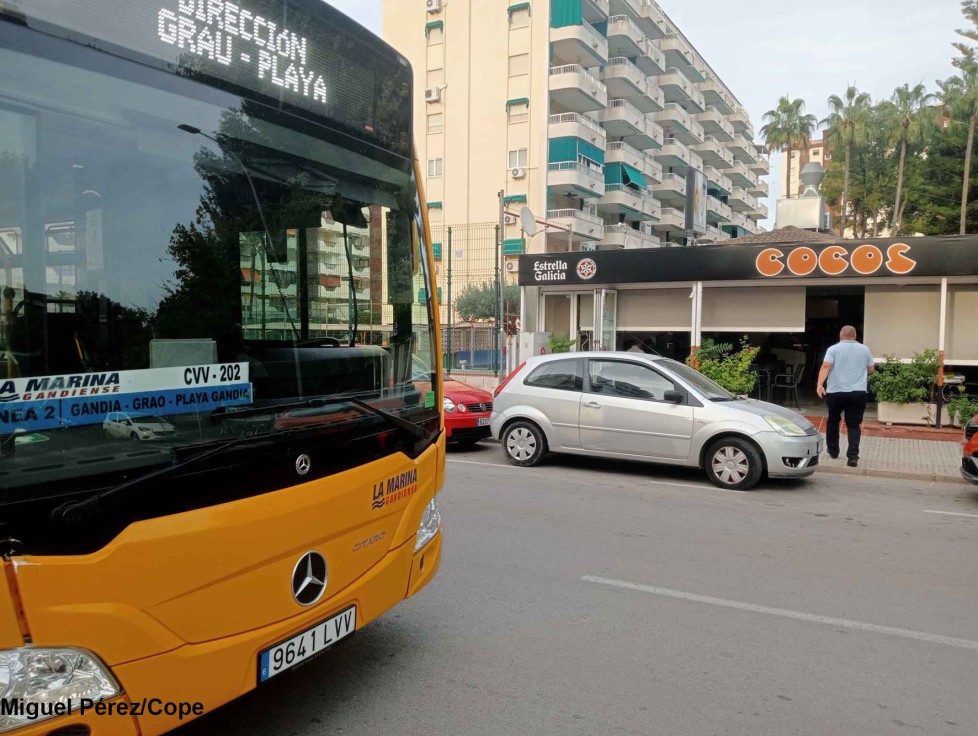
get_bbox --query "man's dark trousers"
[825,391,869,460]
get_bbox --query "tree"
[822,86,873,236]
[760,96,818,199]
[885,84,936,234]
[948,3,978,234]
[455,282,519,325]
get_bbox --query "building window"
[427,158,443,178]
[427,113,444,134]
[508,103,529,124]
[811,149,821,156]
[507,148,528,169]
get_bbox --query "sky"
[327,0,963,222]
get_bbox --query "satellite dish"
[520,206,538,237]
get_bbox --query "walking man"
[816,326,875,467]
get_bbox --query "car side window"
[524,360,583,392]
[588,361,677,402]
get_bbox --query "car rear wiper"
[51,433,279,526]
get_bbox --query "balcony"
[692,136,734,169]
[641,79,666,113]
[634,37,666,76]
[749,179,769,197]
[748,203,769,221]
[705,225,729,242]
[549,65,608,114]
[609,0,642,21]
[651,172,687,207]
[658,33,693,69]
[695,107,735,141]
[548,162,606,199]
[583,0,610,23]
[727,161,756,188]
[699,78,733,113]
[654,137,693,170]
[546,208,605,249]
[606,14,644,58]
[658,69,706,113]
[729,134,757,163]
[707,196,732,223]
[601,58,650,107]
[600,99,662,149]
[606,140,662,184]
[551,19,609,67]
[654,207,686,230]
[750,153,770,175]
[549,113,607,148]
[728,186,756,213]
[653,103,705,146]
[728,108,754,137]
[599,184,660,220]
[637,0,668,38]
[704,166,732,196]
[603,224,662,249]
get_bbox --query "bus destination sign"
[157,0,329,109]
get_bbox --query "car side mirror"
[663,390,684,405]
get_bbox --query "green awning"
[621,163,648,189]
[419,287,444,302]
[507,2,531,17]
[424,20,443,38]
[432,242,443,259]
[503,194,527,204]
[506,97,530,110]
[551,0,582,28]
[427,201,443,209]
[503,238,525,256]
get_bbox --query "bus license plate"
[258,606,356,683]
[477,417,491,427]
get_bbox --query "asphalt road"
[176,445,978,736]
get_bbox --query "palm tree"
[940,62,978,234]
[822,86,873,236]
[760,96,817,200]
[886,84,936,234]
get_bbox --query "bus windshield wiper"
[51,433,277,527]
[211,395,428,441]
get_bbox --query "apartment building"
[382,0,770,258]
[782,138,830,199]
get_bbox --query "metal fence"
[430,222,520,374]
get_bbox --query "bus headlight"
[415,494,441,552]
[0,648,120,733]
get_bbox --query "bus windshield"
[0,23,439,547]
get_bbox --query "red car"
[963,415,978,485]
[413,359,494,447]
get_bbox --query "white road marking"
[582,575,978,652]
[922,509,978,519]
[447,459,714,492]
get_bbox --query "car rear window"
[524,360,583,392]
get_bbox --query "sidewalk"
[816,435,965,485]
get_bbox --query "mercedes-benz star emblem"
[291,551,327,606]
[295,454,312,476]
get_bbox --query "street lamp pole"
[498,190,506,383]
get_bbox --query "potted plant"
[870,350,950,426]
[548,334,576,354]
[688,338,760,397]
[947,393,978,428]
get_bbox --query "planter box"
[877,401,951,426]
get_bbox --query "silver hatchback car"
[490,352,823,491]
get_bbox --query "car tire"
[704,437,763,491]
[503,421,547,467]
[130,431,141,441]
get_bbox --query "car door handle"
[583,402,601,409]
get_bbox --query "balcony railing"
[549,112,606,137]
[550,64,602,85]
[548,208,604,226]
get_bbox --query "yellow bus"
[0,1,443,733]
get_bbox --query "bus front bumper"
[7,531,441,736]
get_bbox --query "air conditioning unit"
[511,167,527,179]
[426,0,442,13]
[504,214,518,225]
[505,260,519,273]
[425,87,441,103]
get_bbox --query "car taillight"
[494,362,525,398]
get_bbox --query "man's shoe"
[847,459,858,468]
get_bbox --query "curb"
[818,464,970,486]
